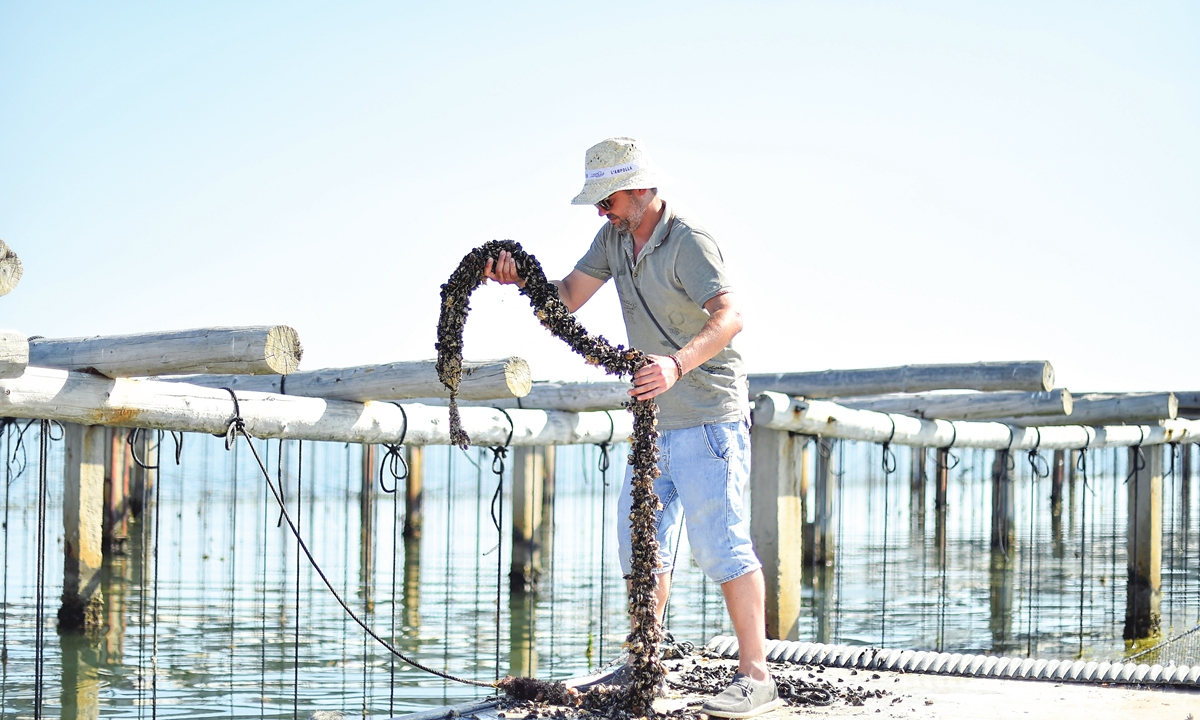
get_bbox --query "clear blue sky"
[2,2,1197,391]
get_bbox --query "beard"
[608,193,648,234]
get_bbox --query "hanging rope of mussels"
[436,239,665,716]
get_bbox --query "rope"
[379,403,410,495]
[1025,428,1049,656]
[596,412,614,665]
[218,419,495,688]
[880,415,896,646]
[33,420,52,720]
[489,407,514,682]
[293,439,302,720]
[1076,435,1091,657]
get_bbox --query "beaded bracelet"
[668,354,684,381]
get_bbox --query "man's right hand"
[482,250,525,288]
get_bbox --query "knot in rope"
[595,409,616,481]
[379,403,410,494]
[1125,427,1147,484]
[217,387,248,449]
[881,414,898,475]
[1027,427,1050,479]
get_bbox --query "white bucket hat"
[570,137,660,206]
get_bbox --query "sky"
[1,2,1197,392]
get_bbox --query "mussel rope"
[1025,429,1050,656]
[879,415,897,646]
[436,240,665,714]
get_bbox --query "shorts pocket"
[701,423,732,460]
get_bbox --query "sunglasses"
[596,193,616,211]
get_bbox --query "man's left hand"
[630,354,680,401]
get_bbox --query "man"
[484,137,780,718]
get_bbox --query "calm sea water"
[1,426,1198,718]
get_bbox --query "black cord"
[489,408,514,683]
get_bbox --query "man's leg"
[721,568,769,682]
[626,572,672,633]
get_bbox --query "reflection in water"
[0,432,1197,716]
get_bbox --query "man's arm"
[482,251,605,313]
[629,291,743,401]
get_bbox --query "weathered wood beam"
[0,330,29,380]
[836,389,1072,420]
[989,392,1177,426]
[30,326,302,377]
[0,240,22,297]
[0,367,632,447]
[752,392,1200,449]
[174,357,531,402]
[748,361,1054,398]
[404,446,424,539]
[1176,391,1200,418]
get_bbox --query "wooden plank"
[0,329,29,380]
[748,425,803,640]
[1124,446,1162,641]
[836,389,1071,420]
[174,357,531,402]
[30,326,302,377]
[989,392,1178,426]
[752,392,1200,450]
[0,367,632,447]
[0,240,22,297]
[61,423,106,630]
[748,361,1053,398]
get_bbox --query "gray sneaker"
[701,673,785,719]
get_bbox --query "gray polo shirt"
[574,201,749,431]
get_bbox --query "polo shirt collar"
[623,199,674,264]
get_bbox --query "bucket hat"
[571,137,660,206]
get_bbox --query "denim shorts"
[617,420,761,585]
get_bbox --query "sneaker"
[701,673,785,719]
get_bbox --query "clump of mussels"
[437,240,665,716]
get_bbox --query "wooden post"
[510,446,545,591]
[0,240,23,297]
[403,446,423,539]
[935,448,949,509]
[749,426,804,640]
[361,444,376,611]
[508,585,537,677]
[812,438,836,565]
[402,535,421,630]
[59,633,101,720]
[102,428,130,555]
[1124,445,1163,641]
[988,549,1015,652]
[910,447,927,535]
[1051,449,1065,516]
[538,446,556,576]
[60,423,106,631]
[991,450,1014,550]
[1182,444,1192,513]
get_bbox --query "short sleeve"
[574,227,613,281]
[675,229,733,307]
